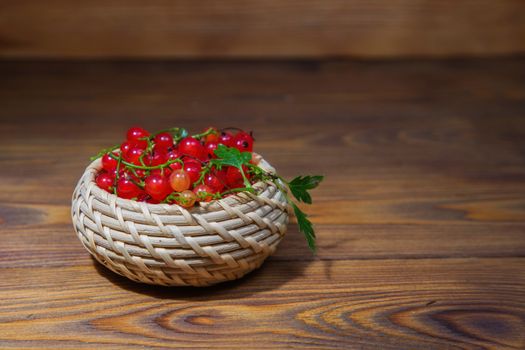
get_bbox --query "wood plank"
[1,259,524,349]
[2,223,525,269]
[1,60,525,348]
[0,1,525,58]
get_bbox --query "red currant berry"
[153,132,173,150]
[193,184,214,202]
[125,147,144,165]
[120,141,133,154]
[136,192,150,202]
[145,174,171,200]
[126,126,149,149]
[205,141,218,158]
[204,127,219,143]
[145,149,168,166]
[178,137,206,161]
[225,166,249,188]
[169,162,183,171]
[102,152,118,171]
[117,177,141,199]
[215,168,228,186]
[169,169,191,192]
[150,168,172,178]
[128,168,147,181]
[233,131,254,152]
[183,159,202,184]
[168,149,182,165]
[136,168,147,177]
[96,172,114,192]
[167,149,181,160]
[108,167,126,179]
[178,190,197,208]
[218,132,234,147]
[204,173,224,192]
[166,149,183,170]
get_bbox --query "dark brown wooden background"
[1,1,525,59]
[1,59,525,348]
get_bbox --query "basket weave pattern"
[72,158,289,286]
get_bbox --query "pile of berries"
[94,126,256,207]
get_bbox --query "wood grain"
[1,259,524,349]
[1,1,525,59]
[1,59,525,348]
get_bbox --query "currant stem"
[195,162,213,185]
[220,127,243,133]
[149,127,188,142]
[113,154,122,195]
[130,178,145,189]
[239,167,252,189]
[108,153,183,170]
[90,144,119,161]
[127,167,139,178]
[191,127,217,140]
[163,191,189,205]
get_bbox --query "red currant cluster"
[95,126,255,207]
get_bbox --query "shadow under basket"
[71,158,289,287]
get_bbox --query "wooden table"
[1,59,524,349]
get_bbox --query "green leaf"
[292,203,316,253]
[288,175,324,204]
[212,144,254,189]
[212,144,252,169]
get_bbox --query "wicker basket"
[71,157,289,286]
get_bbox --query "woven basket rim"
[84,156,278,213]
